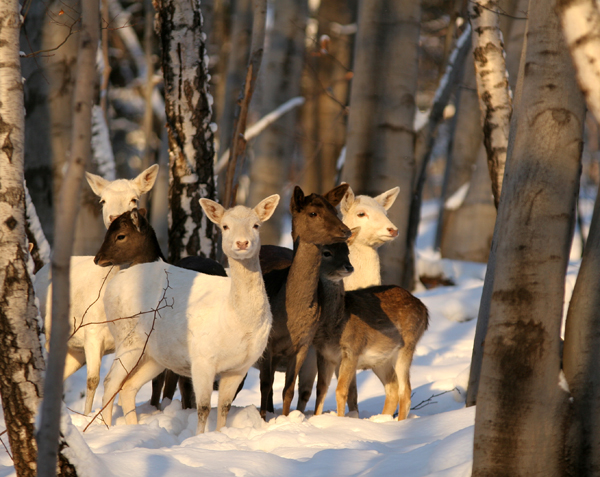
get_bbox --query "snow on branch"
[215,96,305,174]
[91,105,116,181]
[469,0,512,208]
[557,0,600,125]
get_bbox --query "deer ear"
[254,194,280,222]
[324,183,349,207]
[133,164,159,195]
[200,198,226,225]
[86,172,110,197]
[130,209,142,233]
[347,227,361,246]
[340,184,355,214]
[290,186,305,213]
[374,187,400,210]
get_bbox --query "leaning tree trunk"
[557,0,600,474]
[341,0,421,289]
[247,0,308,245]
[300,0,356,195]
[38,0,99,474]
[469,0,512,208]
[154,0,218,262]
[471,0,586,473]
[0,3,47,476]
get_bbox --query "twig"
[469,0,527,19]
[0,431,12,461]
[411,387,458,410]
[82,271,173,432]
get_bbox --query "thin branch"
[0,431,12,461]
[82,271,173,432]
[411,388,459,411]
[468,0,527,19]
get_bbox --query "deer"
[35,165,160,416]
[98,195,280,434]
[258,184,351,418]
[311,281,429,420]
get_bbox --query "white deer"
[100,195,279,434]
[35,165,160,416]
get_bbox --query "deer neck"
[319,277,345,329]
[287,239,322,311]
[343,241,381,291]
[227,255,270,322]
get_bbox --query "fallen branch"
[411,387,459,411]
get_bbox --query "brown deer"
[312,280,429,419]
[259,184,351,418]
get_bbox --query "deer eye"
[309,212,317,218]
[100,199,106,205]
[223,225,229,231]
[253,223,260,229]
[117,235,126,241]
[131,198,138,204]
[357,212,366,218]
[323,251,332,258]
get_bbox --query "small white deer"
[100,195,279,434]
[35,164,160,416]
[340,185,400,291]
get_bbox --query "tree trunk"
[0,3,47,476]
[341,0,421,289]
[469,0,512,208]
[37,0,98,473]
[300,0,356,194]
[247,0,308,245]
[154,0,218,262]
[471,0,586,473]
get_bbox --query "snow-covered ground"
[0,200,582,476]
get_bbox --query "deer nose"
[94,255,100,265]
[236,240,249,250]
[388,228,399,238]
[346,264,354,273]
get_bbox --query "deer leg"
[296,346,317,412]
[216,372,246,431]
[336,352,359,417]
[315,351,336,415]
[150,371,166,408]
[282,346,309,416]
[191,364,215,434]
[395,346,414,420]
[372,363,399,415]
[63,348,85,380]
[179,376,196,409]
[83,342,104,416]
[334,364,359,413]
[162,369,179,400]
[259,351,274,419]
[119,357,165,425]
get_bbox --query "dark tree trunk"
[154,0,218,262]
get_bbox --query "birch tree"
[154,0,218,262]
[341,0,421,289]
[471,0,586,473]
[469,0,512,208]
[0,3,47,475]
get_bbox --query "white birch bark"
[469,0,512,208]
[37,0,99,473]
[557,0,600,125]
[0,1,46,475]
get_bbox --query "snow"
[0,200,583,476]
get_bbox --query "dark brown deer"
[259,184,351,418]
[312,281,429,420]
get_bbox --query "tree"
[471,0,586,473]
[154,0,218,262]
[247,0,308,245]
[341,0,421,289]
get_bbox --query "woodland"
[1,0,600,475]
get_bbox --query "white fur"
[36,165,160,415]
[101,195,280,434]
[86,164,159,228]
[340,185,400,291]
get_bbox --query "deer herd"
[35,165,429,435]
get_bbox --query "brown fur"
[313,284,429,419]
[259,184,351,418]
